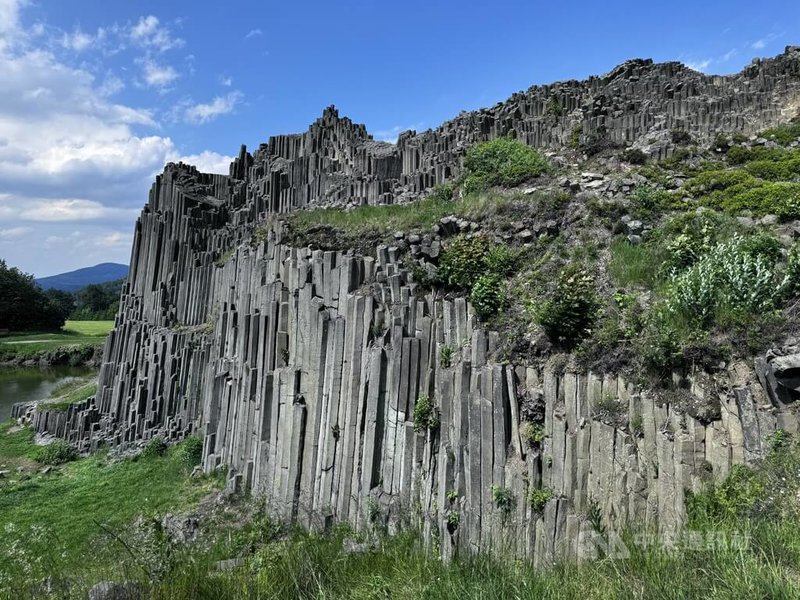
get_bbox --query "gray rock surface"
[24,47,800,563]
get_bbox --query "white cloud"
[94,230,131,247]
[752,32,783,52]
[184,91,242,124]
[244,29,262,40]
[172,150,234,174]
[129,15,183,53]
[720,48,737,62]
[61,29,93,52]
[685,58,712,73]
[17,199,137,222]
[373,123,423,144]
[219,75,232,87]
[141,59,178,88]
[0,2,239,274]
[0,226,31,239]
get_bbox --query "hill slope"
[36,263,128,292]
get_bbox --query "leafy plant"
[413,394,439,433]
[490,484,515,518]
[438,236,491,290]
[470,274,507,320]
[428,182,456,203]
[630,415,644,438]
[520,421,546,447]
[439,345,454,368]
[545,99,564,117]
[671,129,693,145]
[535,265,600,346]
[528,486,554,513]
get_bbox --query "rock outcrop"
[22,48,800,563]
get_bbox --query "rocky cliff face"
[22,48,800,563]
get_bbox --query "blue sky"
[0,0,798,276]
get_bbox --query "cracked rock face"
[20,48,800,563]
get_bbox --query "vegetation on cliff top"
[277,131,800,382]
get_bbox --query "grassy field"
[0,418,796,598]
[0,423,221,593]
[0,320,114,361]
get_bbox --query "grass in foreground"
[0,427,798,598]
[0,425,221,593]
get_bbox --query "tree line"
[0,260,123,331]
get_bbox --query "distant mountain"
[36,263,129,292]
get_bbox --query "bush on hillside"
[535,265,600,346]
[463,138,549,192]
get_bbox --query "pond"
[0,366,95,421]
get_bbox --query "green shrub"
[622,148,648,165]
[439,345,454,368]
[181,435,204,468]
[34,439,76,465]
[629,185,675,218]
[528,486,554,513]
[671,129,693,145]
[428,182,456,203]
[545,99,563,117]
[665,236,782,327]
[438,236,491,290]
[485,244,515,276]
[142,436,168,459]
[535,265,600,346]
[761,120,800,145]
[470,274,507,320]
[520,421,545,447]
[684,170,757,196]
[718,181,800,219]
[781,242,800,299]
[744,157,800,181]
[463,138,549,191]
[413,395,439,433]
[490,484,515,518]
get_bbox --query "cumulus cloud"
[0,1,238,274]
[172,150,234,174]
[184,91,242,124]
[244,29,262,40]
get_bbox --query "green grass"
[609,238,662,288]
[37,378,98,412]
[0,320,113,361]
[63,320,114,336]
[286,189,568,241]
[0,424,223,591]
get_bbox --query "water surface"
[0,366,94,421]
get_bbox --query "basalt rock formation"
[18,47,800,563]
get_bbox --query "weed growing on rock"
[413,395,439,433]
